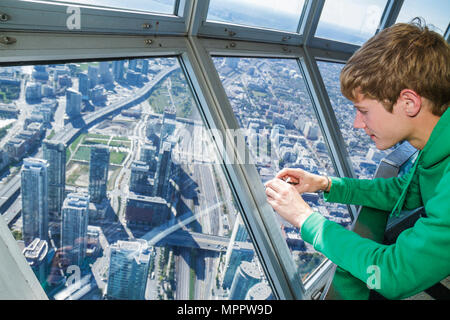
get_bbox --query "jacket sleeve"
[301,167,450,299]
[323,171,423,212]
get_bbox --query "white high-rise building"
[21,158,49,246]
[61,192,90,266]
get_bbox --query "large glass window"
[395,0,450,35]
[212,57,351,281]
[0,57,274,300]
[46,0,177,15]
[316,61,391,179]
[207,0,306,33]
[315,0,388,45]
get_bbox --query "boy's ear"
[399,89,422,117]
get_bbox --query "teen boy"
[264,20,450,299]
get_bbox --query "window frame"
[0,210,48,299]
[0,29,362,303]
[0,31,309,300]
[0,0,191,35]
[194,37,358,295]
[190,0,307,45]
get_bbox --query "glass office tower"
[106,240,151,300]
[88,145,110,204]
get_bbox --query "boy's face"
[352,93,407,150]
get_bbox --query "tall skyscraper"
[61,192,90,267]
[112,60,125,81]
[65,89,82,118]
[98,61,112,84]
[153,141,172,199]
[87,65,99,88]
[106,240,151,300]
[141,59,149,74]
[21,158,49,245]
[78,73,89,99]
[128,59,138,72]
[89,145,110,203]
[43,140,66,217]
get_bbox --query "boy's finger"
[265,178,284,192]
[275,168,300,179]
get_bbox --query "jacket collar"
[419,108,450,169]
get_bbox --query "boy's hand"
[276,168,330,194]
[264,178,313,229]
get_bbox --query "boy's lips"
[365,129,375,137]
[365,130,377,141]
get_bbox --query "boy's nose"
[353,110,366,129]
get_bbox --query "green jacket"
[300,108,450,299]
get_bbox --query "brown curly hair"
[340,18,450,116]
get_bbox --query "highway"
[141,201,224,246]
[52,65,179,146]
[142,228,252,252]
[0,174,21,214]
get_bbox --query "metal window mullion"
[187,0,210,36]
[307,47,354,64]
[376,0,404,33]
[0,32,188,64]
[298,0,325,46]
[198,21,303,46]
[198,37,303,58]
[174,0,182,16]
[444,23,450,43]
[0,215,48,299]
[308,37,360,58]
[183,36,307,300]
